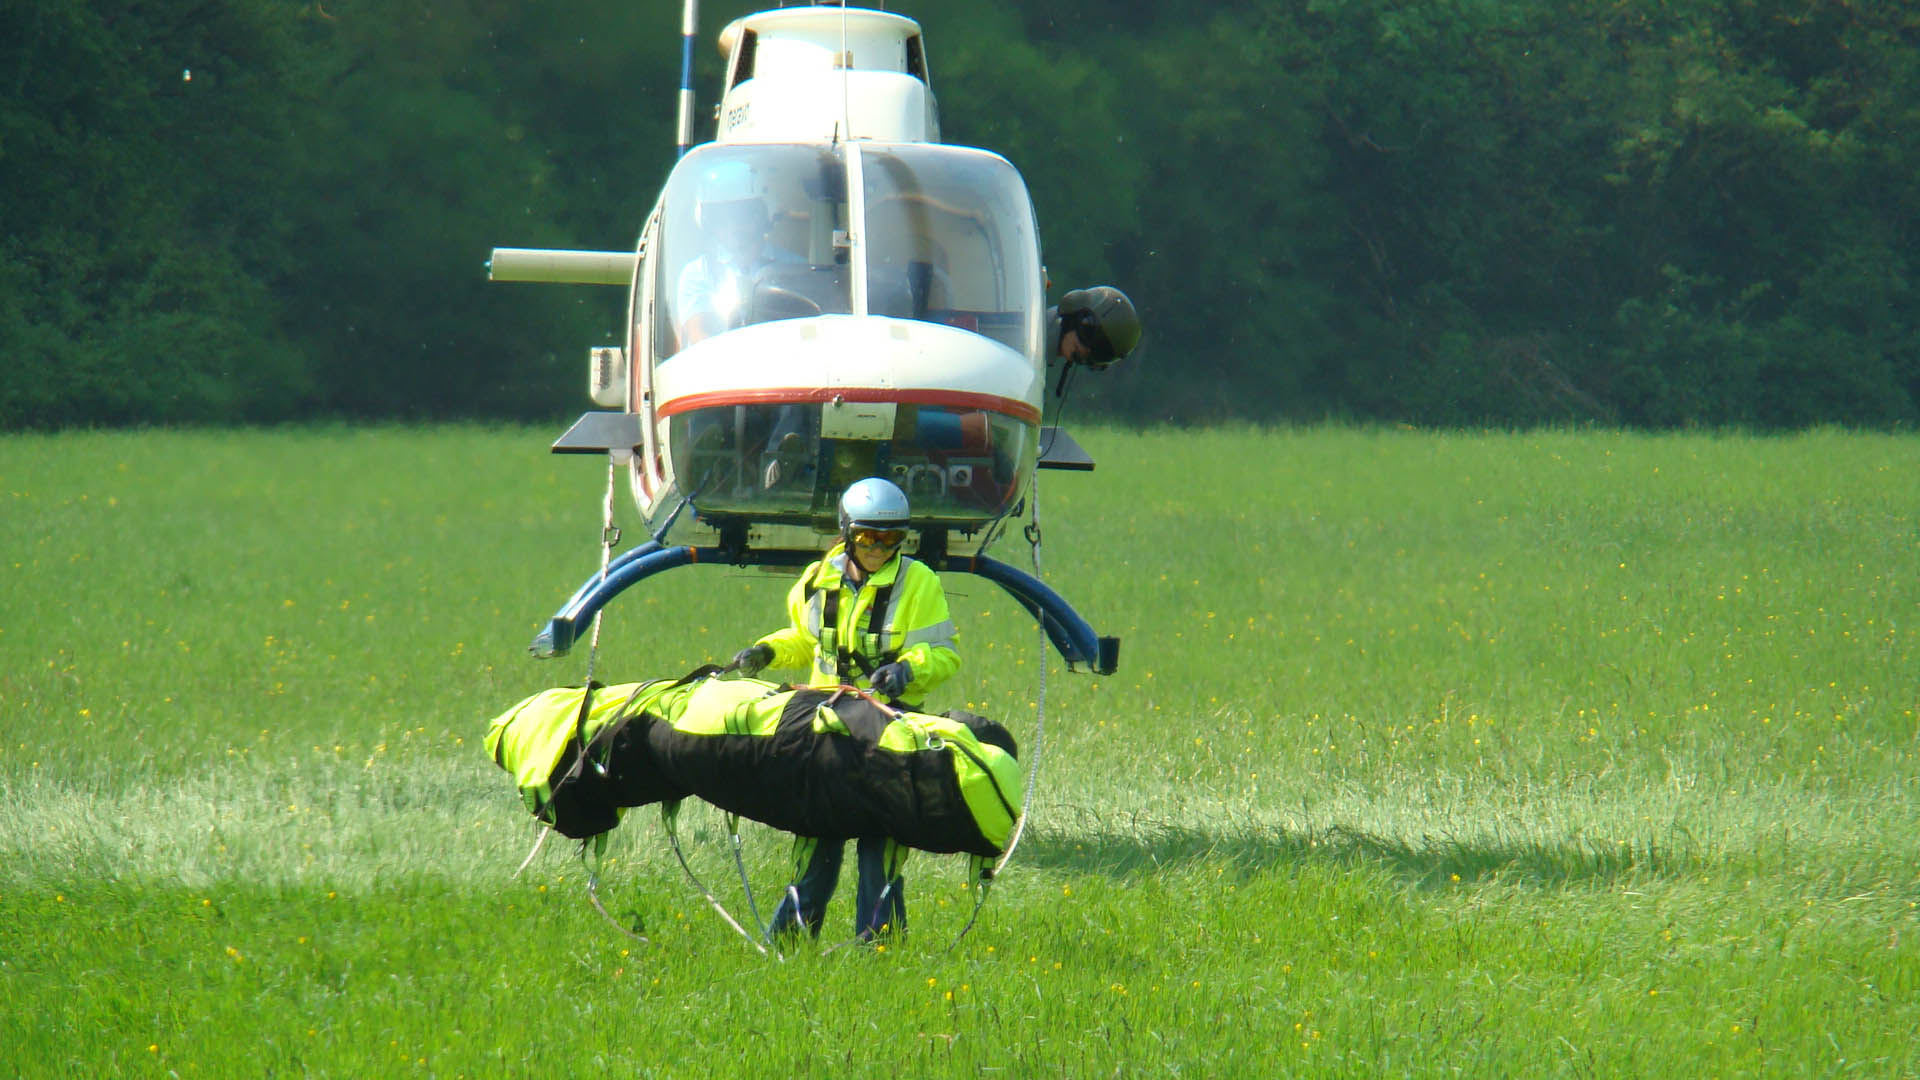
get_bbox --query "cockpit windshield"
[859,143,1043,355]
[650,143,1042,359]
[652,145,847,358]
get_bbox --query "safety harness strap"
[571,680,605,760]
[821,579,897,682]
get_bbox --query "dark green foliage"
[3,0,1916,429]
[0,0,312,425]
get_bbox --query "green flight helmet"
[1058,286,1141,369]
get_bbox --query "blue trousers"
[768,835,907,940]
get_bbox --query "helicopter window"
[665,404,821,522]
[651,145,854,360]
[664,401,1028,527]
[859,145,1042,355]
[882,405,1027,521]
[904,35,927,83]
[728,29,757,88]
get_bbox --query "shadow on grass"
[1013,804,1705,891]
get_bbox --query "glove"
[870,660,912,700]
[731,643,774,676]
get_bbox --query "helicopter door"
[629,203,670,513]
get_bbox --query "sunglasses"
[851,528,907,550]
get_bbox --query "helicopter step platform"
[551,411,644,454]
[1036,426,1095,471]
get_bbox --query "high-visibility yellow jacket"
[755,543,960,706]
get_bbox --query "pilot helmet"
[1058,286,1141,369]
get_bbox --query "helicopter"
[487,3,1135,675]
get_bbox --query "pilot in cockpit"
[675,161,805,347]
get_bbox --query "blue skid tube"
[944,554,1116,673]
[530,547,1119,674]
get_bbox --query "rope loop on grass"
[576,833,650,944]
[661,802,770,956]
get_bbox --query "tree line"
[3,0,1915,429]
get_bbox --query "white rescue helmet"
[838,477,911,532]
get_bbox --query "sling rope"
[725,814,772,941]
[941,860,994,954]
[513,823,551,878]
[940,466,1050,952]
[583,835,650,944]
[581,452,622,689]
[991,465,1048,879]
[662,800,771,955]
[529,453,777,953]
[552,454,628,932]
[514,456,626,893]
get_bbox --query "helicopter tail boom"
[487,248,636,285]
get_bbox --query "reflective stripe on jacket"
[755,543,959,705]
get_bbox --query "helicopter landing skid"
[530,546,1119,675]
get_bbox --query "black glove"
[732,643,774,676]
[870,660,912,699]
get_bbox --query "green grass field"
[3,424,1915,1077]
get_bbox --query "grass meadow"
[2,423,1916,1077]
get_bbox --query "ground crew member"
[731,476,960,940]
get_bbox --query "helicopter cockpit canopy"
[643,140,1047,533]
[651,142,1043,357]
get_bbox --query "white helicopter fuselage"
[494,6,1058,557]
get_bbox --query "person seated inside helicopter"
[1050,286,1142,369]
[674,162,810,348]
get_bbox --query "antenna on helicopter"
[839,1,854,146]
[675,0,701,158]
